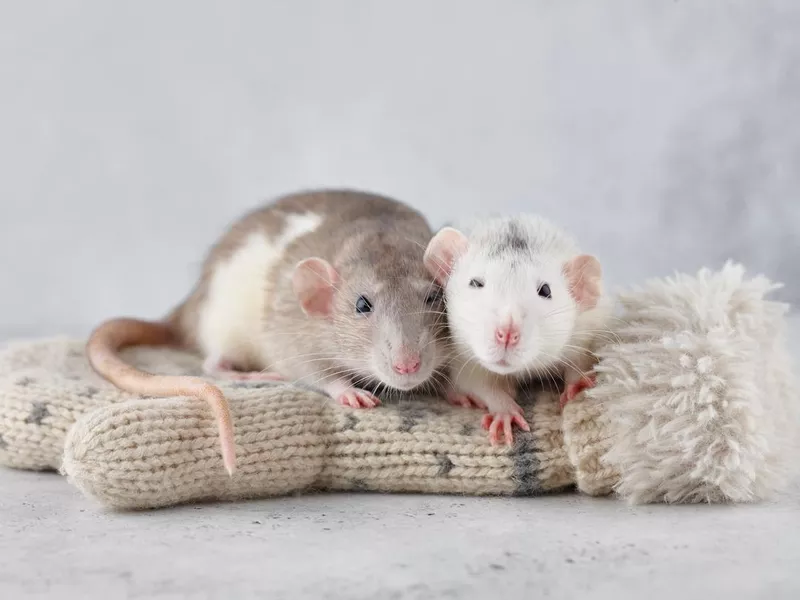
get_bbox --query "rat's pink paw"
[446,389,486,410]
[559,372,597,408]
[337,388,381,409]
[481,411,530,446]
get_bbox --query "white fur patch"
[197,212,324,365]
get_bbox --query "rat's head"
[291,229,447,392]
[424,217,602,376]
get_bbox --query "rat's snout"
[372,308,439,390]
[392,350,421,375]
[494,320,521,350]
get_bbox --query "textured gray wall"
[1,1,798,338]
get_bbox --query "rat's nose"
[392,353,421,375]
[495,323,520,349]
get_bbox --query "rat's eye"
[425,287,443,305]
[355,296,373,314]
[469,278,485,289]
[538,283,552,299]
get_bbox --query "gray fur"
[488,220,529,257]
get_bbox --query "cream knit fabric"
[0,339,575,509]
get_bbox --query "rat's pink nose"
[495,324,520,349]
[392,354,421,375]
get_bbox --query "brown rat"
[87,189,450,475]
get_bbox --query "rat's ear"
[563,254,602,311]
[424,227,469,285]
[292,257,339,318]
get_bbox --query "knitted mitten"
[1,339,577,509]
[62,382,575,510]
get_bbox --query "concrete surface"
[2,1,800,341]
[1,474,799,600]
[2,318,798,599]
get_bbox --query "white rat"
[423,215,610,445]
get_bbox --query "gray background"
[1,0,798,338]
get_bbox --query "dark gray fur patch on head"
[489,220,529,257]
[436,453,455,476]
[25,402,50,426]
[15,377,34,387]
[511,431,541,496]
[0,433,7,450]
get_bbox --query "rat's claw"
[481,411,530,446]
[356,390,381,408]
[489,417,503,445]
[503,417,513,446]
[512,414,531,432]
[337,388,381,409]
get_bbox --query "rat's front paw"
[336,388,381,409]
[481,406,530,446]
[445,388,487,410]
[559,372,597,408]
